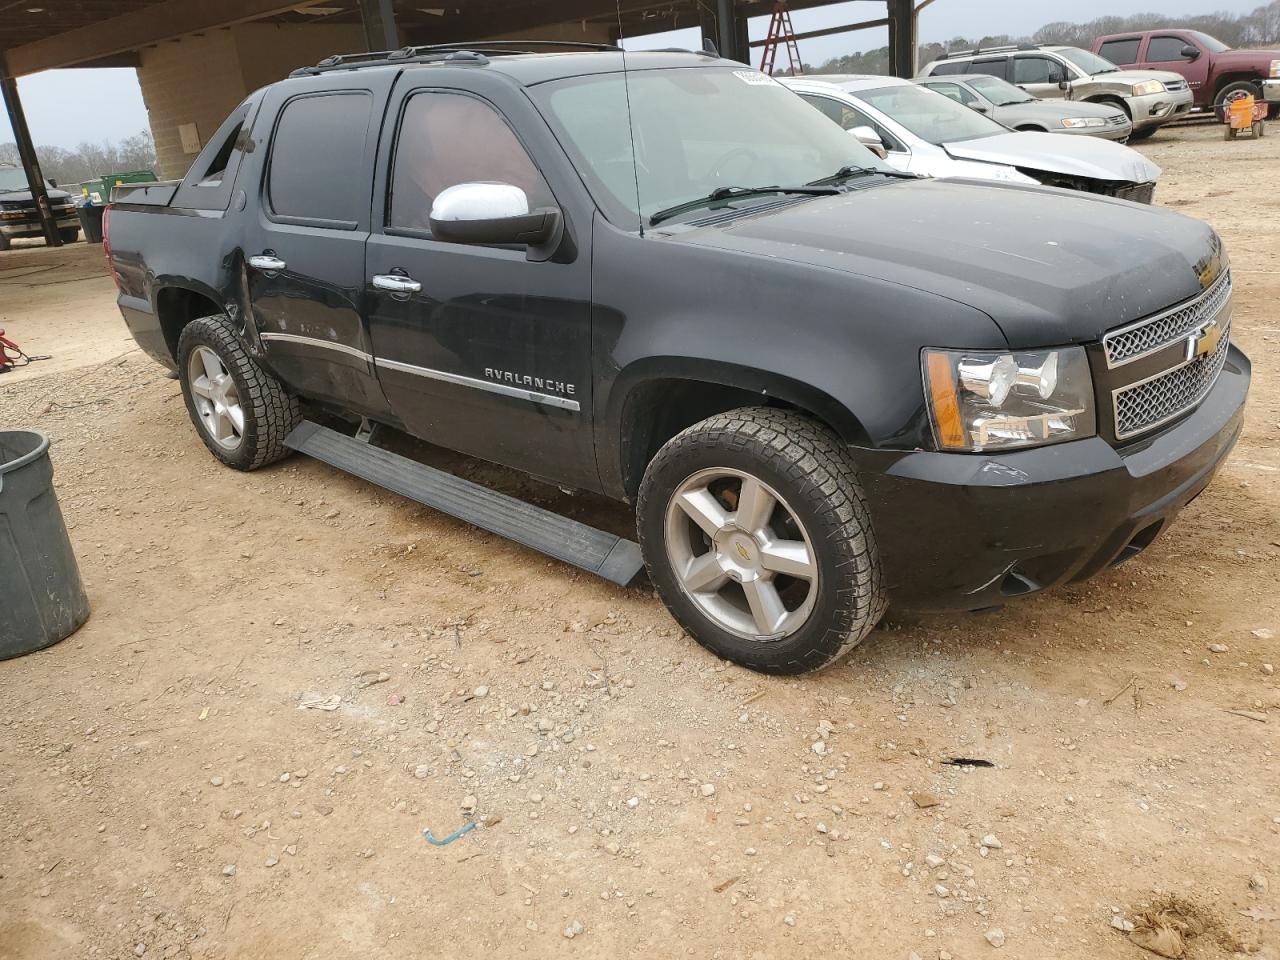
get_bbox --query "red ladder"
[759,2,802,76]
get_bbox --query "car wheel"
[58,228,79,244]
[177,314,301,471]
[1216,80,1259,116]
[637,406,886,675]
[1127,126,1157,142]
[0,233,10,252]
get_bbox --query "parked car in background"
[1091,30,1280,119]
[785,76,1160,201]
[917,74,1131,139]
[0,164,79,250]
[919,43,1193,139]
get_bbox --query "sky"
[0,0,1264,150]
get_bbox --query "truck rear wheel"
[177,315,300,471]
[637,406,886,674]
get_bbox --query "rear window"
[1098,38,1141,65]
[268,92,372,228]
[966,57,1008,81]
[927,60,968,76]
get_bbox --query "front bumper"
[1054,122,1132,142]
[0,210,79,238]
[1129,87,1195,130]
[855,345,1249,612]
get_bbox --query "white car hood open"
[943,131,1161,183]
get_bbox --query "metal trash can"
[0,430,90,658]
[77,204,105,244]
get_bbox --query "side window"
[967,57,1009,80]
[800,93,860,129]
[268,92,372,228]
[1098,38,1141,64]
[923,82,976,106]
[196,121,243,188]
[1147,35,1190,62]
[928,61,968,77]
[1013,56,1067,84]
[389,91,553,234]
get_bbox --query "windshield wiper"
[806,165,917,186]
[648,184,838,226]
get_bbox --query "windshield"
[856,83,1005,144]
[530,66,890,227]
[1055,46,1119,76]
[1188,31,1230,53]
[0,167,35,192]
[965,75,1033,105]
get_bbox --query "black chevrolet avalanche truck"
[106,45,1249,674]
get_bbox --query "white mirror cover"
[431,182,529,222]
[849,125,882,146]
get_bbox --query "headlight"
[922,347,1096,452]
[1270,59,1280,78]
[1131,80,1165,96]
[1061,117,1105,128]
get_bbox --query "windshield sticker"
[733,70,779,86]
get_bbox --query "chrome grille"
[1105,114,1128,126]
[1102,269,1231,367]
[1164,79,1189,92]
[1112,320,1231,439]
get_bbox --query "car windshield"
[0,167,34,192]
[1188,31,1230,53]
[965,75,1034,105]
[1055,46,1120,76]
[530,66,891,227]
[855,83,1005,144]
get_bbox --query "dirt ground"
[1,121,1278,960]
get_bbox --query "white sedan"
[781,75,1161,203]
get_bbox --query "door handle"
[248,254,287,272]
[372,274,422,294]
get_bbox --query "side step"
[284,421,645,587]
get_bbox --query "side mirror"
[972,103,989,113]
[849,125,889,159]
[428,182,560,256]
[1180,44,1200,60]
[48,178,58,187]
[1058,79,1071,91]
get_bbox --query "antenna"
[615,0,645,237]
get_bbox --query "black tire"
[176,314,300,471]
[0,233,10,252]
[1127,126,1158,142]
[1216,80,1260,116]
[58,228,79,244]
[637,406,886,675]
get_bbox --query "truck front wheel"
[177,315,300,471]
[637,407,886,674]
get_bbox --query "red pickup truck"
[1091,30,1280,118]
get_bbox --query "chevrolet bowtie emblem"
[1189,319,1223,361]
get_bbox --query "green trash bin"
[0,430,90,658]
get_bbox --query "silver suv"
[919,43,1194,140]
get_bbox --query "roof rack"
[941,41,1039,59]
[290,39,625,76]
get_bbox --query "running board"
[284,421,645,587]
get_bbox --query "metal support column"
[360,0,399,52]
[0,64,61,248]
[887,0,918,78]
[716,0,740,63]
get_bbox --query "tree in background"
[816,0,1280,74]
[0,128,156,188]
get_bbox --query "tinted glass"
[928,61,968,76]
[532,68,890,226]
[923,81,976,105]
[1013,56,1060,84]
[389,92,553,232]
[1147,36,1192,61]
[857,83,1005,144]
[1098,38,1141,64]
[268,92,371,225]
[967,58,1008,80]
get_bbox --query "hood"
[943,131,1160,182]
[1212,48,1280,68]
[1094,68,1187,85]
[1007,99,1125,122]
[663,177,1219,347]
[0,186,73,203]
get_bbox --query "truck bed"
[111,181,179,206]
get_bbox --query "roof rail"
[942,42,1039,59]
[290,39,625,75]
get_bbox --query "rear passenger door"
[243,71,394,420]
[1097,36,1142,68]
[363,74,598,490]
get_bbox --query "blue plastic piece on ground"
[423,820,477,846]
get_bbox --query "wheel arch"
[1212,72,1263,100]
[1082,94,1132,119]
[152,283,225,361]
[606,358,872,500]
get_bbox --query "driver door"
[363,82,597,489]
[1013,54,1069,100]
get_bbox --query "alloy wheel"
[187,345,244,450]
